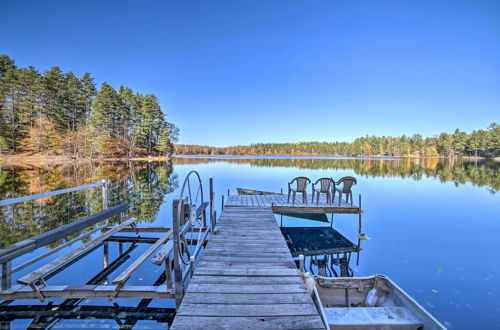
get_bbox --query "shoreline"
[0,154,171,165]
[1,154,497,165]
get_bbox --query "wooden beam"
[112,229,173,285]
[0,285,174,300]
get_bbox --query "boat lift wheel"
[175,170,204,265]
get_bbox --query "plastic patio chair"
[287,177,311,205]
[334,176,357,206]
[312,178,335,205]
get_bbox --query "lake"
[0,156,499,329]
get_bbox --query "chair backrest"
[314,178,334,192]
[337,176,357,193]
[291,177,311,192]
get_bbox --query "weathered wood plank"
[197,261,296,269]
[0,285,173,300]
[181,292,312,304]
[189,275,303,285]
[186,283,308,294]
[177,303,318,317]
[200,256,293,263]
[202,251,291,257]
[171,315,324,329]
[194,267,300,277]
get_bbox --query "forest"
[0,55,178,158]
[176,123,499,158]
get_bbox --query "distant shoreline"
[1,153,497,165]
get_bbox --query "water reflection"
[0,161,178,249]
[174,157,500,193]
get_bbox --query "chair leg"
[287,189,291,203]
[339,192,342,206]
[303,191,307,205]
[311,190,315,203]
[292,191,296,205]
[316,192,320,205]
[350,192,353,206]
[327,192,331,204]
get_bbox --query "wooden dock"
[171,206,325,329]
[226,193,361,214]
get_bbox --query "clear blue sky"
[1,0,499,146]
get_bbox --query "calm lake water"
[0,156,499,329]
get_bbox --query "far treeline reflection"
[173,157,499,193]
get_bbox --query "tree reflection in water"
[174,156,499,193]
[0,161,178,249]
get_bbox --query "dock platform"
[171,206,325,329]
[226,193,361,214]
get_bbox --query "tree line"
[176,123,499,158]
[0,55,178,158]
[172,157,499,193]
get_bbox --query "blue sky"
[1,0,499,146]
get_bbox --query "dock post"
[165,257,173,290]
[1,261,12,290]
[189,256,195,277]
[299,254,305,272]
[209,178,215,230]
[102,179,108,210]
[358,194,362,234]
[173,197,186,310]
[227,189,229,197]
[102,179,109,227]
[222,195,224,210]
[103,242,109,284]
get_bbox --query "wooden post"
[189,256,195,277]
[165,257,173,291]
[221,195,224,210]
[1,261,12,290]
[173,197,186,310]
[330,213,334,228]
[102,179,108,210]
[299,254,305,272]
[209,178,215,230]
[103,242,109,284]
[358,194,362,234]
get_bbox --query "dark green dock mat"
[280,226,359,257]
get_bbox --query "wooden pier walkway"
[171,206,325,329]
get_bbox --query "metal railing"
[0,179,112,290]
